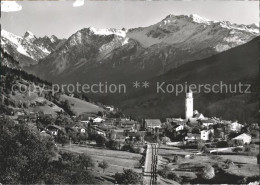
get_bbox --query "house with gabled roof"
[144,119,162,134]
[201,129,214,141]
[230,121,244,132]
[232,133,251,144]
[145,119,161,128]
[46,125,65,136]
[185,133,200,141]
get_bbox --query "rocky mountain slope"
[1,29,64,68]
[26,14,258,84]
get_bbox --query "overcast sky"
[1,0,259,39]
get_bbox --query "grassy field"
[8,80,104,117]
[60,95,104,115]
[60,144,142,184]
[10,91,63,117]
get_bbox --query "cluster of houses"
[140,114,252,145]
[12,90,256,147]
[12,109,254,148]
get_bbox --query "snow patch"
[89,27,126,37]
[190,14,211,25]
[38,46,51,55]
[214,44,231,53]
[17,45,30,57]
[122,38,129,45]
[223,36,246,45]
[1,29,22,45]
[220,22,259,34]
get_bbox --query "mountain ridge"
[23,14,258,84]
[1,29,65,67]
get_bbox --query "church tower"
[185,89,193,120]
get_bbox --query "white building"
[201,129,214,141]
[105,106,115,112]
[230,121,243,132]
[201,120,216,127]
[185,89,193,120]
[93,117,105,123]
[175,125,184,132]
[232,133,251,144]
[80,128,86,133]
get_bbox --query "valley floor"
[59,144,142,184]
[157,145,259,184]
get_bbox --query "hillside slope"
[0,65,104,117]
[114,36,259,122]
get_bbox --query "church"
[185,89,205,121]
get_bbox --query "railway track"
[144,143,158,185]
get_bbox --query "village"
[4,88,259,184]
[12,90,258,147]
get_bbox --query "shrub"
[244,146,252,152]
[122,144,135,153]
[98,160,109,173]
[167,172,182,183]
[212,163,225,173]
[158,169,168,178]
[139,155,145,166]
[224,159,234,169]
[216,141,228,148]
[238,177,247,184]
[133,147,142,153]
[190,154,195,159]
[172,155,180,163]
[201,165,215,180]
[158,166,171,178]
[57,133,69,146]
[106,140,119,150]
[201,145,210,154]
[197,141,205,150]
[232,147,243,153]
[161,136,171,144]
[115,169,142,184]
[95,135,108,147]
[232,139,244,146]
[210,155,222,161]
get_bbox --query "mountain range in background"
[1,14,259,122]
[1,29,65,67]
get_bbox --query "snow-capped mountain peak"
[162,14,211,25]
[1,29,63,67]
[50,35,58,43]
[24,30,37,42]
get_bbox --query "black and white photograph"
[0,0,259,184]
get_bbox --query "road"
[185,146,244,157]
[143,143,158,185]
